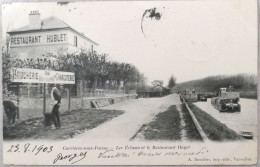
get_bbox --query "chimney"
[29,10,41,29]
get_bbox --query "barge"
[211,87,240,112]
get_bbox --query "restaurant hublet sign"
[10,33,67,46]
[10,68,75,84]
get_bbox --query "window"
[74,36,78,47]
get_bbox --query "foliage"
[168,75,176,89]
[2,51,13,86]
[151,80,164,87]
[2,49,146,91]
[173,74,257,93]
[57,51,145,89]
[3,90,18,101]
[137,84,152,92]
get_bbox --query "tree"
[56,51,146,92]
[152,80,164,87]
[2,51,13,91]
[168,75,176,89]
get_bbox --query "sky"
[2,0,258,85]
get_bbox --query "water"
[194,98,258,141]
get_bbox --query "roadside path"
[70,94,181,141]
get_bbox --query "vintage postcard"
[1,0,258,165]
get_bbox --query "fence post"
[43,83,46,119]
[81,81,84,109]
[16,84,20,119]
[27,84,30,119]
[66,88,70,111]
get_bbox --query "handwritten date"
[7,143,53,155]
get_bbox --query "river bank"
[187,103,243,141]
[203,89,257,99]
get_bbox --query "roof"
[7,16,98,45]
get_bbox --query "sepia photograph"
[1,0,258,165]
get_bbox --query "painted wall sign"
[10,68,75,84]
[46,34,67,43]
[10,33,67,46]
[10,36,42,45]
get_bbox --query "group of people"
[3,86,62,129]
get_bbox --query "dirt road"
[71,94,181,141]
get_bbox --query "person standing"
[50,86,61,128]
[3,100,18,125]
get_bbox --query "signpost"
[10,68,75,84]
[10,68,75,124]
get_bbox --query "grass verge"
[180,104,203,141]
[187,103,243,141]
[4,109,124,140]
[132,105,182,141]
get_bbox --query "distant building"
[137,85,170,98]
[7,10,98,59]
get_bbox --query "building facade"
[6,11,99,97]
[8,11,98,59]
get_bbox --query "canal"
[194,98,258,141]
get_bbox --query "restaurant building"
[6,11,99,97]
[7,10,98,59]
